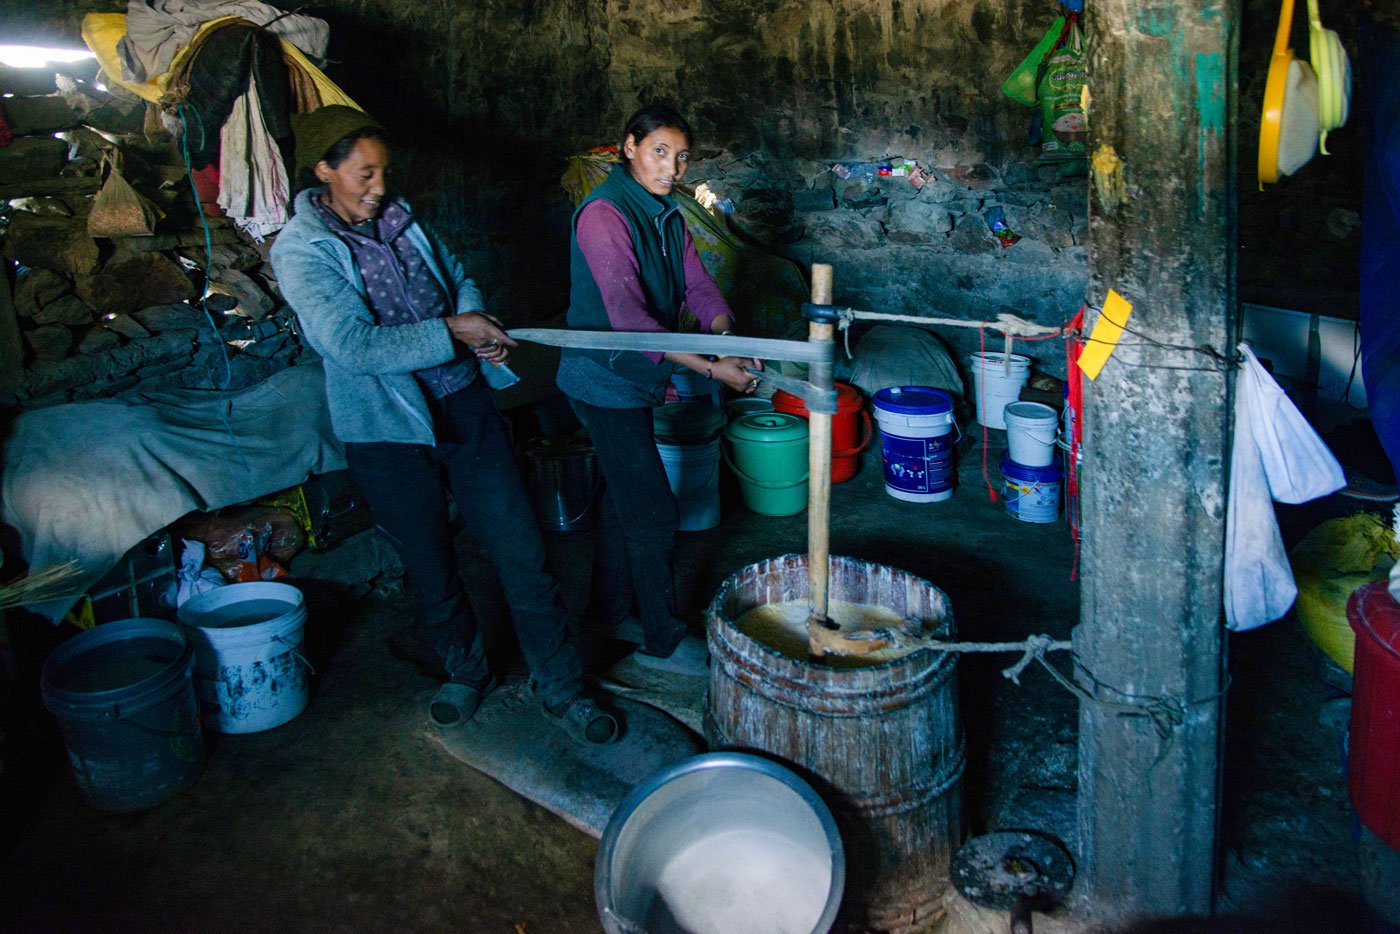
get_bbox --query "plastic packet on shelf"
[173,539,226,608]
[832,162,888,182]
[983,205,1022,247]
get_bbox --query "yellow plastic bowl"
[1258,0,1297,187]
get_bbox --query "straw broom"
[0,561,84,611]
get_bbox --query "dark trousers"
[568,397,688,656]
[344,379,582,707]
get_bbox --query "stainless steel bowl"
[595,752,845,934]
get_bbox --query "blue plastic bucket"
[668,368,722,407]
[40,618,205,812]
[654,404,727,531]
[1000,452,1062,524]
[872,387,957,503]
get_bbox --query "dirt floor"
[0,432,1374,932]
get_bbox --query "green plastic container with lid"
[654,402,726,445]
[723,412,809,516]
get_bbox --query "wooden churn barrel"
[705,554,964,933]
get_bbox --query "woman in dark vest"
[556,104,760,672]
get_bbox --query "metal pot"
[525,434,600,533]
[595,752,845,934]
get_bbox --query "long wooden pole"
[807,264,835,625]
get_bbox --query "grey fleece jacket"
[270,188,485,445]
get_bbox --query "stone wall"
[3,0,1094,391]
[0,61,305,414]
[332,0,1089,372]
[687,150,1085,367]
[3,0,1370,356]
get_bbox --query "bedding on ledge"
[1,363,345,622]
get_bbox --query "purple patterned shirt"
[314,193,475,399]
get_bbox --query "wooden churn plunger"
[804,264,839,648]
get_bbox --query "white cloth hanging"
[1224,343,1346,631]
[217,73,290,240]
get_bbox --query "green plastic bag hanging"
[1002,16,1067,106]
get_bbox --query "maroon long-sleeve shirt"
[574,200,733,363]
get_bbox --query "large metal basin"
[595,752,845,934]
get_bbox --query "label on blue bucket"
[1000,453,1061,523]
[880,431,955,495]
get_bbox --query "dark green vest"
[564,165,687,391]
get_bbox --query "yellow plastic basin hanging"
[1258,0,1320,187]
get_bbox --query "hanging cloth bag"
[1224,343,1346,631]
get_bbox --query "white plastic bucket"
[871,387,957,503]
[1003,401,1059,467]
[657,437,722,531]
[177,581,311,734]
[969,353,1031,429]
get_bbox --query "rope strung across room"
[805,293,1230,767]
[830,302,1240,373]
[832,306,1066,338]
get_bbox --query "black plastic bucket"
[40,618,205,812]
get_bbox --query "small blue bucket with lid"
[1000,452,1062,523]
[872,387,958,503]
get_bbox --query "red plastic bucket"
[1347,581,1400,850]
[771,381,871,483]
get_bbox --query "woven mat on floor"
[595,653,708,735]
[429,680,704,838]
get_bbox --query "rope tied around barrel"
[920,633,1071,685]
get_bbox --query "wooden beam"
[1075,0,1239,920]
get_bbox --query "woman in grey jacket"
[271,106,617,743]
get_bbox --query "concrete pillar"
[1074,0,1239,920]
